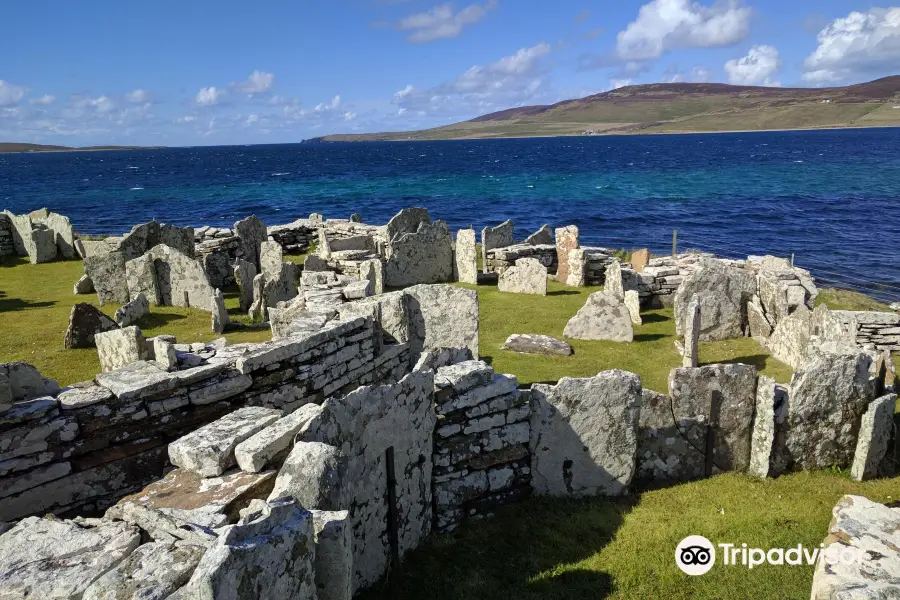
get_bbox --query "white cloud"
[690,65,713,82]
[725,45,782,86]
[396,0,497,43]
[0,80,27,107]
[234,71,275,94]
[802,8,900,84]
[611,79,634,89]
[315,95,341,111]
[177,115,197,123]
[30,94,56,106]
[125,89,152,103]
[393,43,552,115]
[89,95,116,113]
[343,111,357,121]
[196,86,222,106]
[616,0,752,61]
[246,114,259,125]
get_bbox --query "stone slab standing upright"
[114,293,150,327]
[125,254,161,305]
[850,393,897,481]
[404,284,479,360]
[95,326,146,372]
[455,228,478,284]
[211,288,229,334]
[530,370,642,497]
[604,261,624,300]
[523,224,553,245]
[683,295,701,368]
[234,257,257,313]
[498,258,547,295]
[624,290,642,326]
[481,219,514,273]
[554,225,579,284]
[64,303,120,349]
[563,291,634,342]
[234,214,267,272]
[673,259,756,341]
[259,240,284,281]
[84,251,130,306]
[359,259,384,296]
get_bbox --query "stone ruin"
[0,208,76,263]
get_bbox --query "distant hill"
[318,76,900,142]
[0,143,165,153]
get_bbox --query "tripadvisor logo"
[674,536,865,576]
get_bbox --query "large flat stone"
[82,541,205,600]
[235,404,323,473]
[501,333,572,356]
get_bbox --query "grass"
[816,287,894,312]
[462,279,792,392]
[362,471,899,600]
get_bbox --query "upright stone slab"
[234,214,267,271]
[529,371,642,496]
[624,290,642,326]
[404,284,479,360]
[148,244,216,311]
[382,207,431,243]
[211,288,229,334]
[125,253,161,304]
[384,220,454,287]
[153,337,177,371]
[64,303,120,349]
[455,228,478,284]
[673,259,756,341]
[43,211,76,259]
[747,295,773,342]
[683,295,701,368]
[182,498,317,600]
[604,260,624,300]
[523,224,552,245]
[263,262,299,307]
[667,363,758,477]
[84,251,130,305]
[481,219,514,272]
[73,273,94,294]
[565,248,587,287]
[249,273,266,321]
[359,259,384,295]
[0,516,140,599]
[259,240,284,280]
[774,341,874,472]
[233,257,257,312]
[554,225,579,283]
[95,326,146,372]
[563,291,634,342]
[168,406,281,477]
[114,292,150,327]
[297,372,436,593]
[748,375,787,478]
[498,257,547,295]
[810,495,900,600]
[766,304,813,369]
[28,227,57,264]
[631,248,650,273]
[311,510,353,600]
[0,361,60,402]
[850,394,897,481]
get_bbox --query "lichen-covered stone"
[501,333,572,356]
[523,224,552,245]
[0,516,140,599]
[233,214,267,271]
[181,498,317,600]
[125,253,161,305]
[235,404,322,473]
[554,225,579,284]
[529,371,641,496]
[211,288,229,334]
[148,244,216,312]
[624,290,642,325]
[0,361,60,402]
[481,219,514,272]
[455,228,478,284]
[404,284,479,359]
[168,407,281,477]
[766,304,812,369]
[114,292,150,327]
[64,303,120,349]
[268,441,347,510]
[384,220,454,287]
[95,326,146,372]
[674,259,756,341]
[748,375,788,478]
[810,495,900,599]
[850,394,896,481]
[84,251,130,305]
[682,295,701,368]
[563,291,634,342]
[233,257,257,313]
[74,273,95,295]
[498,257,547,295]
[311,510,352,600]
[82,541,205,600]
[359,259,384,295]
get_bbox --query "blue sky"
[2,0,899,146]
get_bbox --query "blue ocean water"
[2,128,899,300]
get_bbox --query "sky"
[2,0,899,146]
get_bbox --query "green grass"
[362,471,899,600]
[816,287,894,312]
[462,279,792,391]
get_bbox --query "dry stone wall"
[485,243,557,275]
[0,213,13,257]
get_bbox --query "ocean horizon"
[2,127,899,301]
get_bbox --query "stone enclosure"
[1,206,899,599]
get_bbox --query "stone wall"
[831,310,900,351]
[0,213,13,257]
[0,317,410,522]
[484,243,558,275]
[566,247,620,287]
[432,361,530,531]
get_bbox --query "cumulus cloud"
[234,71,275,94]
[616,0,752,61]
[393,42,552,115]
[196,86,222,106]
[315,95,341,111]
[343,111,357,121]
[30,94,56,106]
[396,0,497,43]
[0,80,27,107]
[802,7,900,84]
[725,45,782,86]
[177,115,197,123]
[246,114,259,125]
[125,89,153,103]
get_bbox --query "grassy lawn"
[362,471,899,600]
[461,279,792,392]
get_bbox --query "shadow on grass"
[715,354,772,371]
[138,312,188,328]
[639,312,670,324]
[633,333,666,342]
[480,354,494,367]
[360,496,627,600]
[0,295,56,312]
[547,290,581,297]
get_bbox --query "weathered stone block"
[850,394,896,481]
[674,259,755,341]
[235,404,323,473]
[114,292,150,327]
[498,257,547,295]
[481,219,514,272]
[96,326,147,372]
[563,291,634,342]
[455,228,478,284]
[64,303,119,349]
[84,251,130,305]
[82,541,205,600]
[404,284,479,359]
[501,333,572,356]
[125,253,161,304]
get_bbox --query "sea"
[2,128,899,301]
